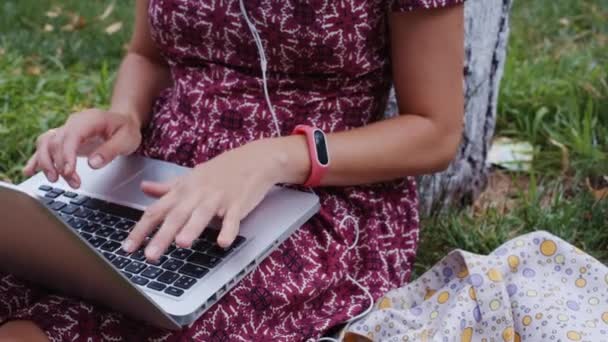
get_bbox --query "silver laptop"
[0,155,319,329]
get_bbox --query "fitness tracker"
[292,125,330,187]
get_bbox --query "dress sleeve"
[391,0,465,12]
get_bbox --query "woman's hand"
[23,109,143,188]
[123,136,310,262]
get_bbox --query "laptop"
[0,155,319,330]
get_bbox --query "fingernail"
[89,154,104,168]
[122,239,133,252]
[146,245,159,259]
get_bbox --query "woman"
[0,0,464,340]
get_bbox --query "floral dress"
[0,0,462,341]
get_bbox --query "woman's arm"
[110,0,172,128]
[275,4,465,186]
[126,4,465,257]
[24,0,171,184]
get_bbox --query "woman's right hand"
[23,109,143,188]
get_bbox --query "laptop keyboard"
[36,185,246,298]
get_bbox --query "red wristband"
[292,125,330,187]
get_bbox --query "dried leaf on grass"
[549,138,570,175]
[62,13,87,32]
[45,7,62,18]
[105,21,123,35]
[99,2,115,21]
[43,24,54,32]
[0,48,5,56]
[26,65,42,76]
[473,171,525,215]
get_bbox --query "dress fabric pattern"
[0,0,462,341]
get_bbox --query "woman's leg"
[0,320,49,342]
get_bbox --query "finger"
[66,172,81,189]
[88,128,136,169]
[48,130,66,176]
[23,153,38,177]
[61,130,83,180]
[175,202,218,248]
[36,136,58,182]
[217,206,241,248]
[141,180,175,198]
[123,195,175,253]
[145,205,194,261]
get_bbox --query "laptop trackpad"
[77,156,189,207]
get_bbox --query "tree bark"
[385,0,514,214]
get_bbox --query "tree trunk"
[385,0,515,215]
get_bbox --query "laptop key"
[147,281,166,291]
[157,271,179,284]
[101,216,120,227]
[73,208,92,219]
[68,218,86,229]
[124,261,146,274]
[88,212,106,222]
[69,195,88,206]
[103,203,144,222]
[232,235,246,248]
[122,271,133,279]
[102,252,116,261]
[44,191,60,199]
[80,232,92,240]
[82,222,101,233]
[61,204,79,215]
[49,188,64,195]
[38,185,52,192]
[83,198,108,211]
[170,248,193,260]
[115,220,135,231]
[187,252,220,268]
[38,197,55,206]
[174,276,196,290]
[88,236,107,248]
[112,257,132,269]
[146,255,168,266]
[164,287,185,297]
[192,240,212,252]
[96,226,116,238]
[109,231,129,242]
[200,229,220,242]
[131,276,149,286]
[130,249,147,261]
[162,259,184,272]
[49,201,67,211]
[178,263,208,279]
[205,245,233,259]
[101,240,121,252]
[115,248,130,257]
[63,191,78,198]
[141,266,163,279]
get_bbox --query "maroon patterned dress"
[1,0,462,340]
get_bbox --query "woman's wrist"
[109,105,146,129]
[254,136,311,185]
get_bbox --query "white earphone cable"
[238,0,282,137]
[238,4,374,341]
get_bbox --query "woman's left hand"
[122,137,308,262]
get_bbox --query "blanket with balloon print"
[343,231,608,342]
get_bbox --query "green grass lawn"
[1,1,606,277]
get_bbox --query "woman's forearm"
[109,52,171,128]
[271,112,462,186]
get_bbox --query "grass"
[0,0,606,279]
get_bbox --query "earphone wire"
[238,0,282,137]
[238,3,374,340]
